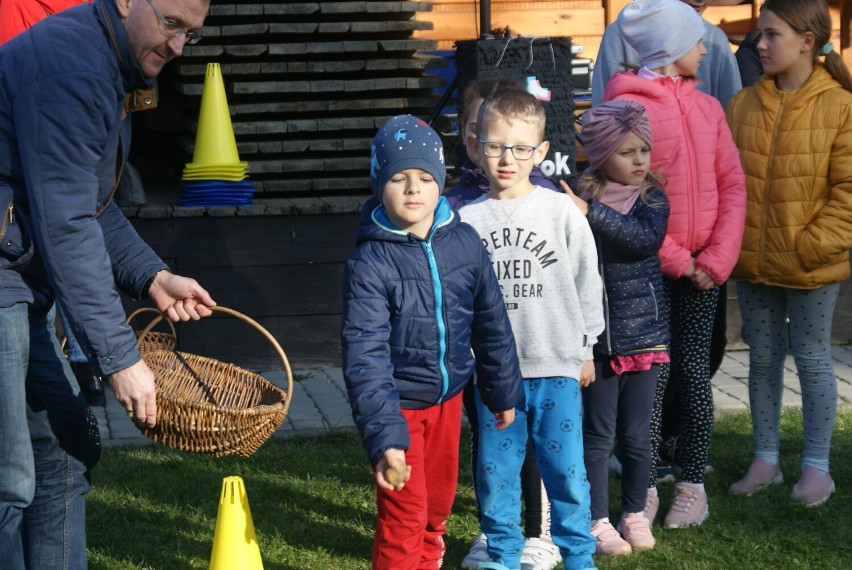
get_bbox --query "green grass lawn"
[87,409,852,569]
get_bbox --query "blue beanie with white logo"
[370,115,446,199]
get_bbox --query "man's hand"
[579,359,596,387]
[375,448,410,491]
[493,408,516,430]
[148,270,216,322]
[107,359,157,427]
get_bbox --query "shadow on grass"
[88,433,375,569]
[597,409,852,569]
[87,410,852,569]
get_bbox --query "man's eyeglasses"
[146,0,202,45]
[476,137,543,161]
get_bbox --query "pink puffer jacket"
[604,71,746,285]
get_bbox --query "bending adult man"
[0,1,214,568]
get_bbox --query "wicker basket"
[127,307,177,354]
[136,306,293,457]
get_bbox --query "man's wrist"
[144,269,168,297]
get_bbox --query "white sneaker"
[520,537,561,570]
[461,533,490,569]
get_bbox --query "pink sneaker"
[791,466,835,507]
[618,512,655,550]
[729,458,783,496]
[591,519,632,555]
[663,483,709,529]
[644,488,660,526]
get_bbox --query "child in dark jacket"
[341,115,525,570]
[563,100,670,556]
[604,0,746,529]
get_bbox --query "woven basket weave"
[127,307,177,354]
[136,306,293,457]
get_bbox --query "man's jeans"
[0,303,101,569]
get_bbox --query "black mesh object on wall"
[456,36,575,184]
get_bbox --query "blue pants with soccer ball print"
[474,377,596,570]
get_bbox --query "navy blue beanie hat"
[370,115,446,199]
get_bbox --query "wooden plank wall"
[415,1,848,63]
[414,0,605,61]
[149,1,447,198]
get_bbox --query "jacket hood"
[458,162,491,194]
[357,195,456,245]
[605,70,699,104]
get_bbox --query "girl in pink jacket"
[601,0,746,529]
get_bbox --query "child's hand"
[493,408,516,430]
[690,267,715,291]
[559,180,589,215]
[375,448,410,491]
[579,359,596,387]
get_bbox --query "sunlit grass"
[88,409,852,569]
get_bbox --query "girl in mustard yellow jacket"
[726,0,852,508]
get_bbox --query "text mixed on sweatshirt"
[461,187,605,380]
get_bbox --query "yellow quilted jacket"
[726,66,852,289]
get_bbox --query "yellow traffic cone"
[209,476,264,570]
[188,63,247,167]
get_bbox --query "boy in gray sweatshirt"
[460,89,604,570]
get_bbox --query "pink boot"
[791,466,835,507]
[729,458,783,496]
[644,488,660,526]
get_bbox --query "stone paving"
[95,347,852,449]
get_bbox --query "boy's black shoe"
[70,361,106,407]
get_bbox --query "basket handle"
[136,306,294,404]
[127,306,177,338]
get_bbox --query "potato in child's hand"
[385,463,407,488]
[378,448,408,490]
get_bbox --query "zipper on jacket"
[1,202,12,239]
[422,240,450,402]
[676,85,700,252]
[760,93,788,277]
[598,241,612,354]
[649,280,659,321]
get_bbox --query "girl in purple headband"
[561,99,670,555]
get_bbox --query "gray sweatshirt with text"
[461,187,605,380]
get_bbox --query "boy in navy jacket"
[342,115,524,570]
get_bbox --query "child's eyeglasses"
[146,0,203,45]
[476,137,543,161]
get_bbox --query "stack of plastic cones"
[180,63,254,207]
[209,476,264,570]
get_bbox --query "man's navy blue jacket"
[0,0,166,375]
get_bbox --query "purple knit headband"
[582,100,653,171]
